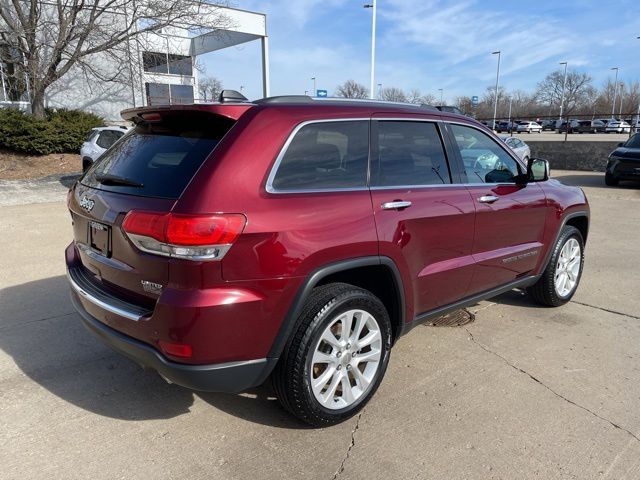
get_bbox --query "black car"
[575,120,606,133]
[557,120,579,133]
[606,133,640,186]
[541,120,557,131]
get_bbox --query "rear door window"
[82,112,234,199]
[372,121,451,186]
[96,130,125,149]
[270,121,369,191]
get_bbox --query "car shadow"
[553,173,639,190]
[488,289,547,309]
[0,275,306,428]
[58,174,80,189]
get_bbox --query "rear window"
[82,112,234,199]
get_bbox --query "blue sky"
[202,0,640,102]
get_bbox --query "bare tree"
[198,75,223,102]
[406,89,436,105]
[335,80,368,99]
[380,87,407,102]
[0,0,232,118]
[534,69,595,116]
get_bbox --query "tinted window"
[142,52,167,74]
[271,121,368,191]
[82,112,234,199]
[373,121,450,186]
[96,130,125,149]
[450,124,520,184]
[145,82,170,105]
[168,54,192,75]
[170,84,194,104]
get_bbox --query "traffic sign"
[471,95,479,107]
[316,89,328,98]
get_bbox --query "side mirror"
[617,142,624,147]
[527,157,550,182]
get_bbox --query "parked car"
[80,126,130,171]
[541,119,557,131]
[500,135,531,161]
[557,120,579,133]
[496,121,516,133]
[66,93,589,426]
[605,120,631,133]
[605,133,640,185]
[575,120,607,133]
[516,121,542,133]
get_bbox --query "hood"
[610,147,640,160]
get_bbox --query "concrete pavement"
[1,171,639,479]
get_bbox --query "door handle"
[478,195,499,204]
[381,200,412,210]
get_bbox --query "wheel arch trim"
[267,256,406,359]
[539,211,589,274]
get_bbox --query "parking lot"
[1,171,639,480]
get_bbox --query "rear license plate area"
[88,221,111,257]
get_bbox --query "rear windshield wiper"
[94,173,144,188]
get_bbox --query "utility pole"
[611,67,619,119]
[364,1,377,99]
[559,61,568,121]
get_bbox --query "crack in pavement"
[0,311,76,333]
[464,327,640,444]
[331,410,363,480]
[572,301,640,321]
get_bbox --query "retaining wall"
[526,141,619,172]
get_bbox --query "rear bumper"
[70,292,278,392]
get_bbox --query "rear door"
[444,122,547,294]
[369,115,476,316]
[70,110,236,303]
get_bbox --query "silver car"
[516,121,542,133]
[500,135,531,161]
[80,126,130,171]
[605,120,631,134]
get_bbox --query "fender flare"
[539,211,590,274]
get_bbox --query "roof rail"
[254,95,314,104]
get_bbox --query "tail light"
[122,210,246,261]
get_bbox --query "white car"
[80,126,130,171]
[605,120,631,134]
[516,121,542,133]
[500,135,531,161]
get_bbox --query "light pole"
[364,1,377,100]
[492,51,501,130]
[508,96,513,123]
[559,61,568,121]
[377,83,382,99]
[611,67,619,119]
[311,77,316,96]
[619,82,624,118]
[438,88,443,106]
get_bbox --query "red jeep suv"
[66,93,589,426]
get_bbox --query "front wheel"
[605,172,619,186]
[527,226,584,306]
[273,283,392,426]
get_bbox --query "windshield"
[624,133,640,148]
[82,112,235,199]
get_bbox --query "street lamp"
[611,67,619,119]
[619,82,624,118]
[311,77,316,96]
[438,88,443,106]
[559,61,568,121]
[508,96,513,123]
[492,51,501,130]
[364,1,377,100]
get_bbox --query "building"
[0,4,269,120]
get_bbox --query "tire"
[523,156,529,163]
[273,283,392,426]
[527,226,584,307]
[605,172,619,186]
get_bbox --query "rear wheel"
[273,283,392,426]
[605,172,619,186]
[528,226,584,306]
